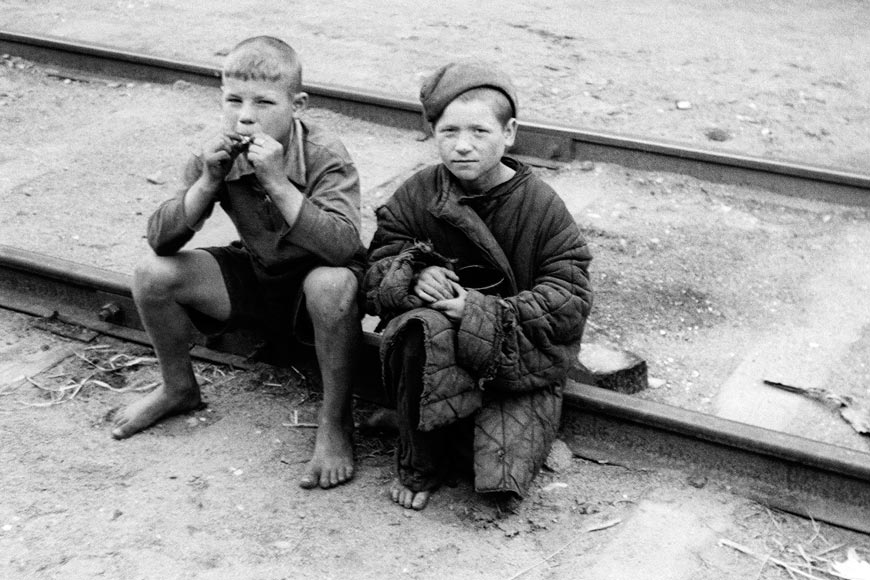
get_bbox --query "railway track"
[2,31,870,536]
[3,30,869,205]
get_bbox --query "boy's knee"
[133,254,180,300]
[304,267,358,319]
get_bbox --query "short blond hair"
[222,36,303,95]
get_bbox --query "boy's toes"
[111,424,129,440]
[334,465,353,486]
[299,468,320,489]
[411,491,431,510]
[320,464,353,489]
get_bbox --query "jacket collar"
[224,118,307,187]
[428,157,529,294]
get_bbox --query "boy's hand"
[431,281,467,322]
[245,133,287,190]
[414,266,459,303]
[201,133,241,183]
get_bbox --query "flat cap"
[419,61,518,124]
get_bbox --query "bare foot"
[299,420,354,489]
[390,479,431,510]
[111,386,202,439]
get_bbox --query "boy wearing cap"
[113,36,363,490]
[364,61,592,509]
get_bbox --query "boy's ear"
[292,92,309,113]
[503,118,518,147]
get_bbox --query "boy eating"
[364,61,593,510]
[112,36,363,490]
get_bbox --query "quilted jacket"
[364,158,592,496]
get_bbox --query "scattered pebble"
[648,377,667,389]
[688,474,708,488]
[544,439,574,473]
[675,100,692,110]
[579,160,595,171]
[542,482,569,493]
[704,127,731,142]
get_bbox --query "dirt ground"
[1,2,870,579]
[3,309,870,580]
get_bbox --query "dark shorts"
[189,243,318,345]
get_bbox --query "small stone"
[172,79,191,91]
[688,474,708,488]
[704,127,731,142]
[542,482,569,493]
[579,160,595,172]
[675,100,692,110]
[544,439,574,473]
[648,377,666,389]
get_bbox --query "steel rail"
[2,30,869,205]
[2,245,870,534]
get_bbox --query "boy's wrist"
[261,177,300,203]
[196,172,223,195]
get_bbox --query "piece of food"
[231,134,252,155]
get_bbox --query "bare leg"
[385,320,445,508]
[390,479,432,510]
[112,250,230,439]
[298,267,361,489]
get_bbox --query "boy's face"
[220,76,307,147]
[433,98,517,193]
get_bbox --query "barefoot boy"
[364,61,592,509]
[113,36,363,490]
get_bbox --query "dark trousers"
[386,321,473,492]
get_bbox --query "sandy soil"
[1,2,870,578]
